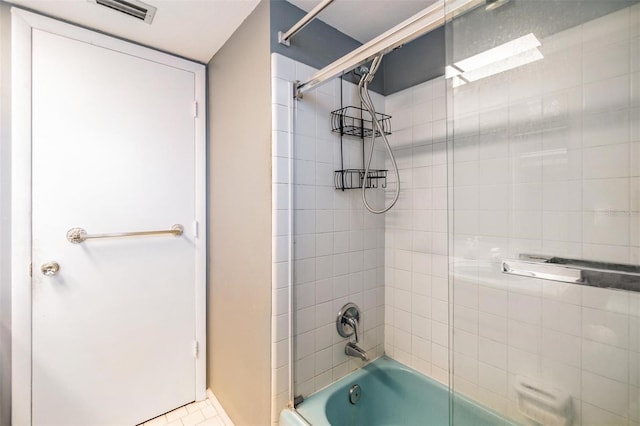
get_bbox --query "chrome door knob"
[41,262,60,276]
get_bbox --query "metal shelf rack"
[331,105,391,190]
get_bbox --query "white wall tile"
[583,243,630,264]
[432,343,449,371]
[542,299,582,336]
[508,292,541,325]
[479,312,508,344]
[583,109,630,148]
[583,212,629,246]
[508,347,541,377]
[583,41,630,84]
[583,307,629,349]
[583,178,630,212]
[542,329,580,368]
[273,262,289,290]
[508,320,541,354]
[582,371,629,416]
[583,143,630,179]
[543,212,582,242]
[479,363,508,397]
[478,285,507,316]
[272,54,295,81]
[581,402,628,426]
[633,72,640,108]
[479,337,507,368]
[583,339,629,382]
[583,75,630,114]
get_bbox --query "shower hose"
[358,53,400,214]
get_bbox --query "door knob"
[41,262,60,276]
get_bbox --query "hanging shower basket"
[331,106,392,138]
[334,169,388,190]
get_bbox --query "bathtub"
[280,356,515,426]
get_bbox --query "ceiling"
[6,0,261,63]
[5,0,437,63]
[287,0,437,43]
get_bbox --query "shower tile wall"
[271,4,638,424]
[448,5,640,425]
[270,53,386,423]
[383,77,451,384]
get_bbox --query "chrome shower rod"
[278,0,335,46]
[295,0,482,98]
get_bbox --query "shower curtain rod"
[295,0,481,98]
[278,0,335,46]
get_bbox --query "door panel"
[32,29,197,425]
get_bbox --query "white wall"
[447,4,640,425]
[271,53,386,423]
[383,77,451,384]
[0,3,11,424]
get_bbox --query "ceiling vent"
[89,0,157,24]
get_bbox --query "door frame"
[11,9,207,424]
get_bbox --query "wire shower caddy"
[331,106,392,191]
[331,106,392,138]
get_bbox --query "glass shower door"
[447,0,640,424]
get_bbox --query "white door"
[29,25,202,425]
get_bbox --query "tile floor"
[141,392,233,426]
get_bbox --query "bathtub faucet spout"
[337,303,368,361]
[345,341,368,361]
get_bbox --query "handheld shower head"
[358,54,384,85]
[355,53,401,214]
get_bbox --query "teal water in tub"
[295,357,515,426]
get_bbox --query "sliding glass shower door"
[447,0,640,424]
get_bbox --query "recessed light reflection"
[447,33,544,87]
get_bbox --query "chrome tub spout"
[345,341,368,361]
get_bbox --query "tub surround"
[383,76,450,384]
[270,52,386,423]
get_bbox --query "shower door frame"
[10,9,208,425]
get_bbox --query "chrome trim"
[349,384,362,404]
[502,259,582,283]
[345,342,368,361]
[295,0,482,97]
[278,0,335,46]
[502,254,640,292]
[336,302,361,341]
[66,224,183,244]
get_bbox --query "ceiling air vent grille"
[90,0,157,24]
